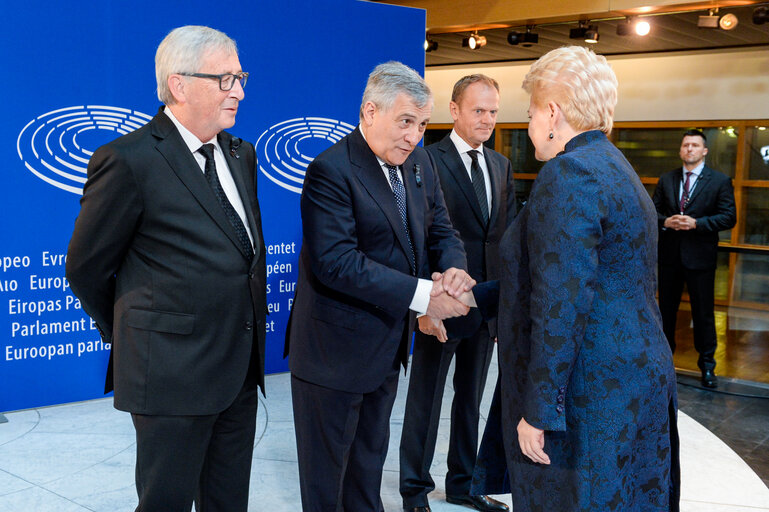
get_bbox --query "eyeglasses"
[178,71,249,91]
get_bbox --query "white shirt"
[164,107,253,245]
[449,129,493,215]
[359,127,431,314]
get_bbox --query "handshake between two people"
[421,268,477,343]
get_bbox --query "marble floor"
[1,356,768,512]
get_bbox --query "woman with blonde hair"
[467,46,680,511]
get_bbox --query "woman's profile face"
[527,97,554,162]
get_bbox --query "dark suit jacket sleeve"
[472,280,500,321]
[651,176,670,228]
[300,157,419,317]
[695,172,736,233]
[524,154,601,432]
[66,144,143,340]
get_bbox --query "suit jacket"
[66,108,267,415]
[652,165,736,270]
[426,135,516,339]
[284,127,466,394]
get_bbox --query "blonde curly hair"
[522,46,618,134]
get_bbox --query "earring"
[548,132,554,140]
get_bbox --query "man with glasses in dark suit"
[67,25,266,511]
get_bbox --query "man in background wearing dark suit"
[66,25,266,511]
[285,61,472,512]
[653,129,736,388]
[399,75,514,512]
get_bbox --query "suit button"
[559,386,566,393]
[249,272,254,279]
[557,395,564,404]
[556,405,564,413]
[245,321,253,331]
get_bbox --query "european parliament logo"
[17,106,152,195]
[256,117,355,194]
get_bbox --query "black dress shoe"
[445,494,509,511]
[403,507,431,512]
[702,369,718,388]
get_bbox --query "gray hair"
[155,25,238,105]
[359,61,432,121]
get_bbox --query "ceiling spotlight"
[507,30,522,45]
[462,32,486,50]
[522,26,539,47]
[424,38,438,52]
[698,9,720,28]
[584,26,600,43]
[719,12,739,30]
[508,26,539,47]
[754,6,769,24]
[616,19,632,36]
[617,17,651,36]
[570,21,589,39]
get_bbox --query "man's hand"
[430,269,476,298]
[517,417,550,465]
[664,215,697,231]
[418,315,448,342]
[426,279,470,319]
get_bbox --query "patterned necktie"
[680,171,693,213]
[385,164,415,272]
[467,149,489,224]
[198,144,254,260]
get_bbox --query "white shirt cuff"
[409,278,432,315]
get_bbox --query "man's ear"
[168,75,186,104]
[361,101,377,127]
[449,101,460,123]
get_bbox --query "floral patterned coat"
[471,130,680,511]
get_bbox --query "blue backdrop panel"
[1,0,425,412]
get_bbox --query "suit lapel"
[151,113,249,261]
[483,150,502,231]
[349,129,414,271]
[685,166,711,208]
[220,132,262,265]
[439,137,486,226]
[402,154,424,272]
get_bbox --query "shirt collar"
[683,161,705,177]
[164,106,220,154]
[450,128,484,157]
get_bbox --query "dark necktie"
[680,171,693,213]
[385,164,415,272]
[467,149,489,224]
[198,144,254,260]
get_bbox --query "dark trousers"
[131,377,258,512]
[658,262,717,371]
[291,368,400,512]
[399,326,494,507]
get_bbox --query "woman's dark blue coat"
[472,130,680,511]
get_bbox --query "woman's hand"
[517,417,550,465]
[418,315,448,342]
